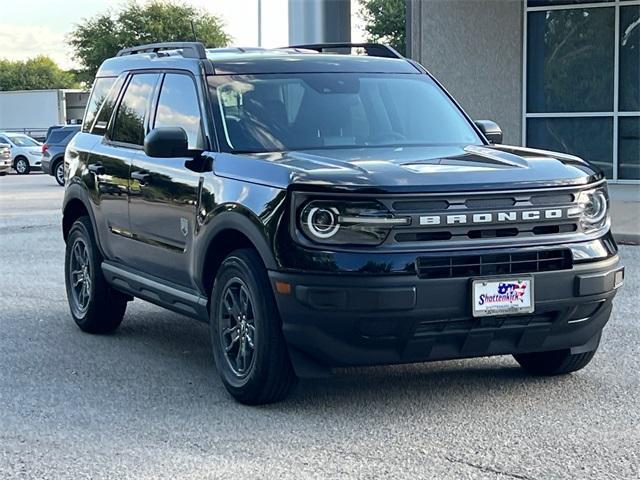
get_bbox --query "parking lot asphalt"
[1,173,639,479]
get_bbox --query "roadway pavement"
[1,173,639,479]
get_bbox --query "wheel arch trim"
[62,185,105,256]
[51,154,65,166]
[195,210,278,293]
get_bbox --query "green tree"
[68,0,231,82]
[359,0,406,56]
[0,56,78,91]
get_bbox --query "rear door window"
[110,74,159,146]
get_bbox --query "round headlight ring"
[581,189,607,225]
[306,206,340,239]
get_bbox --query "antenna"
[190,20,198,42]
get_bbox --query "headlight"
[571,187,609,232]
[299,200,410,245]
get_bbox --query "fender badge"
[180,218,189,237]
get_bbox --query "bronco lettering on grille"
[419,208,565,226]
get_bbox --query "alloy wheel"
[16,159,27,174]
[218,277,257,378]
[56,163,65,185]
[69,238,92,315]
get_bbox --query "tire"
[65,216,128,334]
[210,249,297,405]
[14,157,30,175]
[514,337,600,376]
[54,161,65,186]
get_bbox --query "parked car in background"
[41,125,81,186]
[0,143,11,175]
[0,132,42,174]
[45,122,81,141]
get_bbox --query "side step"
[101,261,209,321]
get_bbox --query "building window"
[619,5,639,112]
[524,0,640,183]
[619,117,640,179]
[528,117,615,177]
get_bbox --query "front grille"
[465,197,516,209]
[395,223,578,243]
[530,193,574,205]
[392,200,449,211]
[373,186,591,248]
[416,249,572,279]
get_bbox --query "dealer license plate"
[472,277,534,317]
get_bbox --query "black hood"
[213,144,603,193]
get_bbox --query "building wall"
[408,0,524,145]
[288,0,351,44]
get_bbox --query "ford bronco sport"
[62,42,624,404]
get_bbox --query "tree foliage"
[358,0,406,56]
[0,56,78,91]
[68,0,231,82]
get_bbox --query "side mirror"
[474,120,503,145]
[144,127,190,158]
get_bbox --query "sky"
[0,0,365,70]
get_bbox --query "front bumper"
[0,160,12,173]
[269,254,623,376]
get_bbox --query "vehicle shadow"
[289,362,538,410]
[111,306,558,411]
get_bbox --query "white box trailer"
[0,89,89,141]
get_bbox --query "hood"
[213,144,603,193]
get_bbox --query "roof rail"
[207,47,266,54]
[285,42,403,59]
[116,42,207,59]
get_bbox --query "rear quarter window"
[46,130,72,144]
[82,77,117,133]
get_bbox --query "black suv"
[42,125,81,185]
[62,42,624,404]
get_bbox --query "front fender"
[62,183,104,256]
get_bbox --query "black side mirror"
[474,120,503,145]
[144,127,191,158]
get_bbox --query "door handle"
[88,163,105,175]
[131,170,151,185]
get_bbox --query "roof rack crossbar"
[285,42,403,59]
[116,42,207,60]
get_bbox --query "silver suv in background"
[0,143,11,175]
[0,132,42,175]
[41,125,81,186]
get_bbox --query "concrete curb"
[614,233,640,246]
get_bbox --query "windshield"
[7,134,40,147]
[209,73,482,153]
